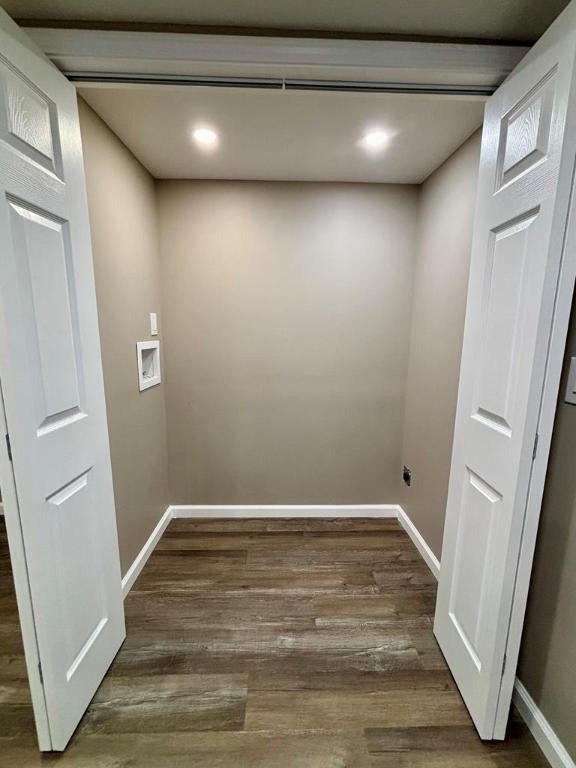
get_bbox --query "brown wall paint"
[517,298,576,760]
[400,130,482,559]
[157,181,419,504]
[79,99,170,576]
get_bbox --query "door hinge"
[38,661,43,685]
[532,432,539,460]
[5,433,12,462]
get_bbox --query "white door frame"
[0,381,51,750]
[6,17,576,741]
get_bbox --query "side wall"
[400,130,482,559]
[157,181,419,504]
[79,99,170,576]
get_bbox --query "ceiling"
[6,0,570,43]
[79,85,484,184]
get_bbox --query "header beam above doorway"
[25,27,529,94]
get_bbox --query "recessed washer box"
[136,340,161,391]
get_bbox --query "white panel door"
[0,10,125,751]
[434,12,576,740]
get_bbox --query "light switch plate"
[564,357,576,405]
[150,312,158,336]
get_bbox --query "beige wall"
[400,130,482,558]
[517,299,576,760]
[79,99,170,575]
[157,181,419,504]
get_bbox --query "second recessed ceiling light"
[193,127,218,147]
[361,130,390,150]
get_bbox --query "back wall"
[157,181,419,504]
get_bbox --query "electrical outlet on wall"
[403,466,412,487]
[150,312,158,336]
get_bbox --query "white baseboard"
[121,506,172,598]
[396,505,441,580]
[169,504,400,519]
[513,679,575,768]
[120,504,398,597]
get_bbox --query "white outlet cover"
[136,340,161,391]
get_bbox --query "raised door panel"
[449,470,503,672]
[472,210,539,437]
[0,55,62,176]
[496,70,556,190]
[45,469,107,685]
[6,199,85,434]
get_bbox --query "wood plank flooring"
[0,516,550,766]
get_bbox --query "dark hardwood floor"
[0,516,550,766]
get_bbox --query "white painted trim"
[396,506,441,580]
[169,504,399,519]
[25,27,527,91]
[513,679,575,768]
[121,504,398,598]
[121,507,172,598]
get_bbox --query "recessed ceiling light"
[361,130,390,150]
[193,127,218,147]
